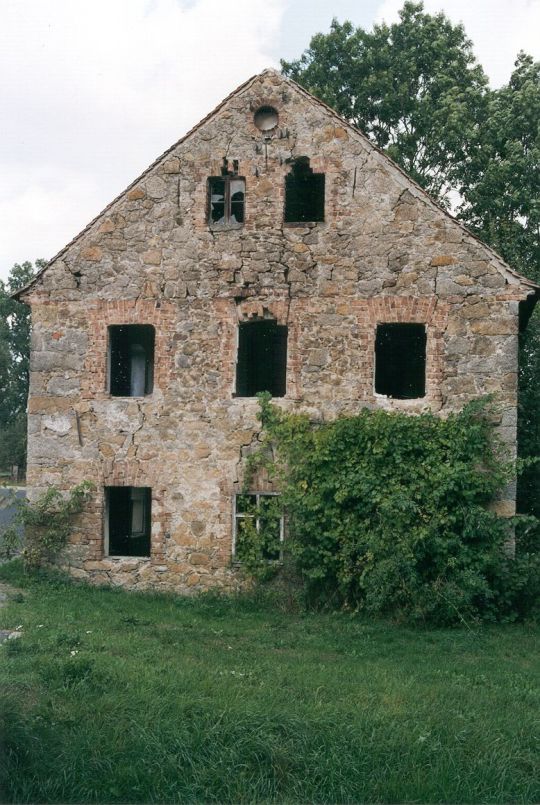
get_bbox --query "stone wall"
[22,70,535,591]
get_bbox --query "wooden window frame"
[207,175,246,228]
[232,492,285,562]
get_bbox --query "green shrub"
[244,395,539,624]
[0,481,94,569]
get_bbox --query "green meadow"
[0,560,538,804]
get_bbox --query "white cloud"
[0,0,285,278]
[0,164,103,269]
[375,0,540,88]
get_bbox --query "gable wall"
[25,72,528,590]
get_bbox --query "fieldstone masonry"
[18,69,539,591]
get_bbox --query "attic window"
[285,158,325,223]
[108,325,155,397]
[375,323,426,399]
[235,320,287,397]
[208,176,245,226]
[254,106,279,131]
[106,486,151,558]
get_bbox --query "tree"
[457,53,540,283]
[517,314,540,522]
[0,260,43,473]
[282,1,489,203]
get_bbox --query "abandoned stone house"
[16,68,539,591]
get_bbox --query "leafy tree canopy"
[282,1,490,202]
[0,260,43,471]
[457,52,540,282]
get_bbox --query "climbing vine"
[244,394,539,624]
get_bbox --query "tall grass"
[0,560,538,803]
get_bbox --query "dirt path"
[0,580,24,643]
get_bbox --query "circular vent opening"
[254,106,279,131]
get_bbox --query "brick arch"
[94,459,171,563]
[236,299,290,325]
[81,298,175,399]
[216,298,301,399]
[358,296,449,408]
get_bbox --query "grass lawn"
[0,560,538,804]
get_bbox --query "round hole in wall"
[253,106,279,131]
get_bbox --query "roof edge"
[281,72,540,295]
[13,67,540,300]
[519,287,540,332]
[13,69,268,300]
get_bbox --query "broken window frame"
[232,492,285,562]
[107,324,155,398]
[374,323,427,400]
[207,175,246,227]
[104,486,152,558]
[234,319,288,398]
[284,158,325,224]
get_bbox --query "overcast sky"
[1,0,539,281]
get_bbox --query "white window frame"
[232,492,285,561]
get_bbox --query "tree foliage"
[282,1,489,202]
[0,260,43,472]
[244,396,539,624]
[456,53,540,282]
[518,312,540,527]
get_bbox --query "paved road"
[0,488,25,642]
[0,487,26,530]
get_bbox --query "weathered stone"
[42,414,72,435]
[145,177,167,199]
[162,158,181,174]
[431,255,456,267]
[127,187,145,200]
[491,500,516,517]
[308,349,328,367]
[18,68,536,595]
[46,376,80,396]
[190,553,210,566]
[470,319,515,336]
[80,247,103,262]
[142,249,162,265]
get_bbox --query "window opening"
[233,493,284,561]
[235,320,287,397]
[254,106,279,132]
[208,160,245,226]
[106,486,151,557]
[284,157,325,223]
[108,324,155,397]
[375,323,426,399]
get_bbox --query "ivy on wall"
[0,481,95,569]
[244,394,539,624]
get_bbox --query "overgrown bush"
[0,482,94,569]
[244,395,539,624]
